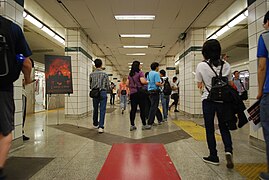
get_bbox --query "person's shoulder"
[197,61,207,69]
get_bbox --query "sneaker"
[202,156,219,165]
[142,125,147,130]
[121,109,124,114]
[98,128,104,133]
[174,109,179,112]
[259,172,269,180]
[152,122,158,126]
[130,126,137,131]
[163,118,168,122]
[144,125,152,130]
[93,125,98,129]
[225,152,234,169]
[158,121,163,125]
[23,135,30,141]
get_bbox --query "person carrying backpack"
[195,39,234,169]
[160,69,171,121]
[0,16,33,179]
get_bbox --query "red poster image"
[45,55,73,94]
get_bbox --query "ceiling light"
[41,26,55,37]
[123,46,148,48]
[115,15,155,20]
[244,10,248,17]
[216,26,230,37]
[126,53,146,56]
[120,34,151,38]
[25,14,43,28]
[208,34,218,40]
[227,14,246,28]
[54,35,65,44]
[23,11,27,18]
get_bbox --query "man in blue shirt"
[0,16,32,179]
[145,62,162,129]
[257,11,269,180]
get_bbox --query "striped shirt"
[89,69,110,91]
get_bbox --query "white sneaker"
[98,128,104,133]
[93,125,98,129]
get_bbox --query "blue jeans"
[148,93,160,125]
[160,93,169,120]
[120,95,127,110]
[202,100,233,157]
[93,91,107,129]
[260,93,269,165]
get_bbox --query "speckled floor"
[8,103,266,180]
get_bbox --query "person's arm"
[155,73,162,87]
[140,77,148,85]
[257,57,267,99]
[22,57,32,85]
[197,82,203,89]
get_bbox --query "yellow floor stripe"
[235,163,267,180]
[172,120,221,141]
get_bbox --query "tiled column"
[0,0,25,148]
[248,0,269,147]
[65,28,93,118]
[165,56,176,78]
[105,65,113,81]
[175,29,205,116]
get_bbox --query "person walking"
[145,62,162,129]
[0,15,33,179]
[118,77,129,114]
[195,39,234,169]
[169,77,179,112]
[160,69,170,121]
[257,10,269,180]
[110,82,116,105]
[89,59,110,133]
[127,61,147,131]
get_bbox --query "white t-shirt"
[195,60,232,101]
[170,81,179,94]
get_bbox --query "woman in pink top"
[118,77,129,114]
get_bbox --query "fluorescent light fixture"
[227,14,246,28]
[120,34,151,38]
[25,14,43,28]
[208,34,218,40]
[216,26,230,37]
[23,11,27,18]
[175,61,179,66]
[41,26,55,37]
[128,62,143,65]
[126,53,146,56]
[115,15,155,20]
[123,45,148,48]
[54,35,65,44]
[244,10,248,17]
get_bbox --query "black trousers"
[145,94,162,123]
[130,92,146,126]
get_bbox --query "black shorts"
[0,91,15,136]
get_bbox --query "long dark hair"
[202,39,222,67]
[129,61,140,77]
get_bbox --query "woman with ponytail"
[195,39,234,169]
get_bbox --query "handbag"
[121,89,127,95]
[240,81,248,100]
[90,88,100,98]
[131,76,146,94]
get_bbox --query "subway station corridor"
[6,103,266,180]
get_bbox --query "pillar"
[0,0,25,148]
[247,0,269,148]
[175,29,206,116]
[165,56,176,78]
[65,28,93,118]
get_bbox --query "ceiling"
[24,0,248,75]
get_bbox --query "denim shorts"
[0,91,15,136]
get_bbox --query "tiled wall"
[248,0,269,141]
[176,29,205,115]
[0,0,24,141]
[165,56,176,78]
[65,29,93,117]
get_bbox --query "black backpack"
[0,17,21,84]
[163,78,172,95]
[203,61,232,102]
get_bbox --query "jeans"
[93,91,107,128]
[120,95,127,110]
[160,93,169,119]
[110,93,115,105]
[130,92,146,126]
[202,100,233,157]
[260,93,269,165]
[148,93,160,125]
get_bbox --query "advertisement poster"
[45,55,73,94]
